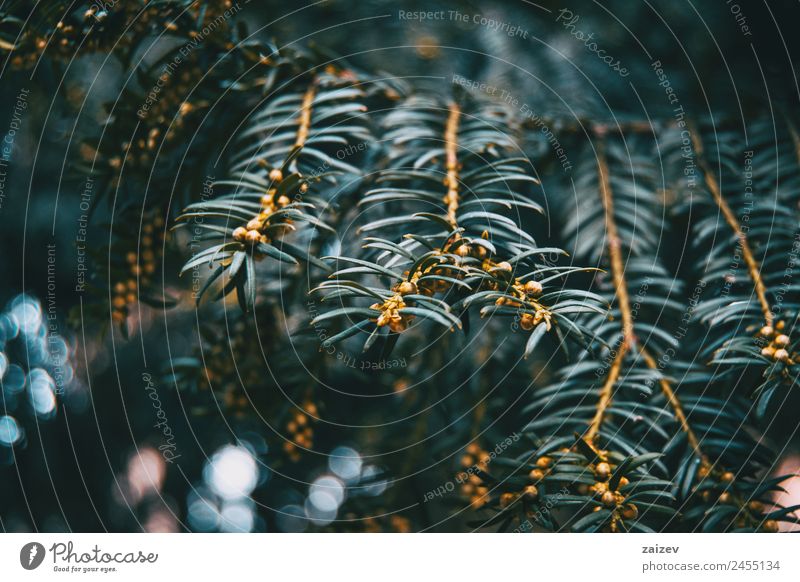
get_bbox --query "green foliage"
[4,0,799,534]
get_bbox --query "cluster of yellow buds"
[497,280,551,332]
[106,74,204,176]
[758,321,793,363]
[528,455,552,484]
[480,257,551,331]
[452,241,488,260]
[5,1,242,70]
[232,169,296,247]
[111,214,165,324]
[499,456,553,510]
[283,400,318,462]
[7,4,130,68]
[519,307,552,332]
[460,443,491,508]
[581,457,636,531]
[371,293,412,333]
[196,318,269,415]
[398,254,454,297]
[696,465,779,532]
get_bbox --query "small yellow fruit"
[528,468,545,482]
[601,491,617,508]
[536,456,551,469]
[520,313,534,331]
[621,503,638,520]
[774,334,790,347]
[398,281,417,295]
[524,280,543,296]
[720,471,735,483]
[522,485,539,502]
[269,168,283,182]
[495,261,512,272]
[245,230,262,244]
[774,348,790,362]
[246,218,261,231]
[594,462,611,481]
[760,325,774,337]
[233,226,248,241]
[761,346,775,358]
[277,195,291,207]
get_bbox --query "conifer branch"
[585,140,634,441]
[638,346,707,463]
[598,140,707,463]
[689,122,773,327]
[598,140,636,345]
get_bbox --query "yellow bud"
[594,462,611,481]
[233,227,248,242]
[523,485,539,502]
[524,280,543,296]
[398,281,417,295]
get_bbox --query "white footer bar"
[0,533,796,580]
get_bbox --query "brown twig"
[598,141,635,345]
[294,83,318,148]
[586,141,636,439]
[443,102,461,228]
[587,141,707,464]
[585,348,628,441]
[639,346,708,464]
[688,121,773,327]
